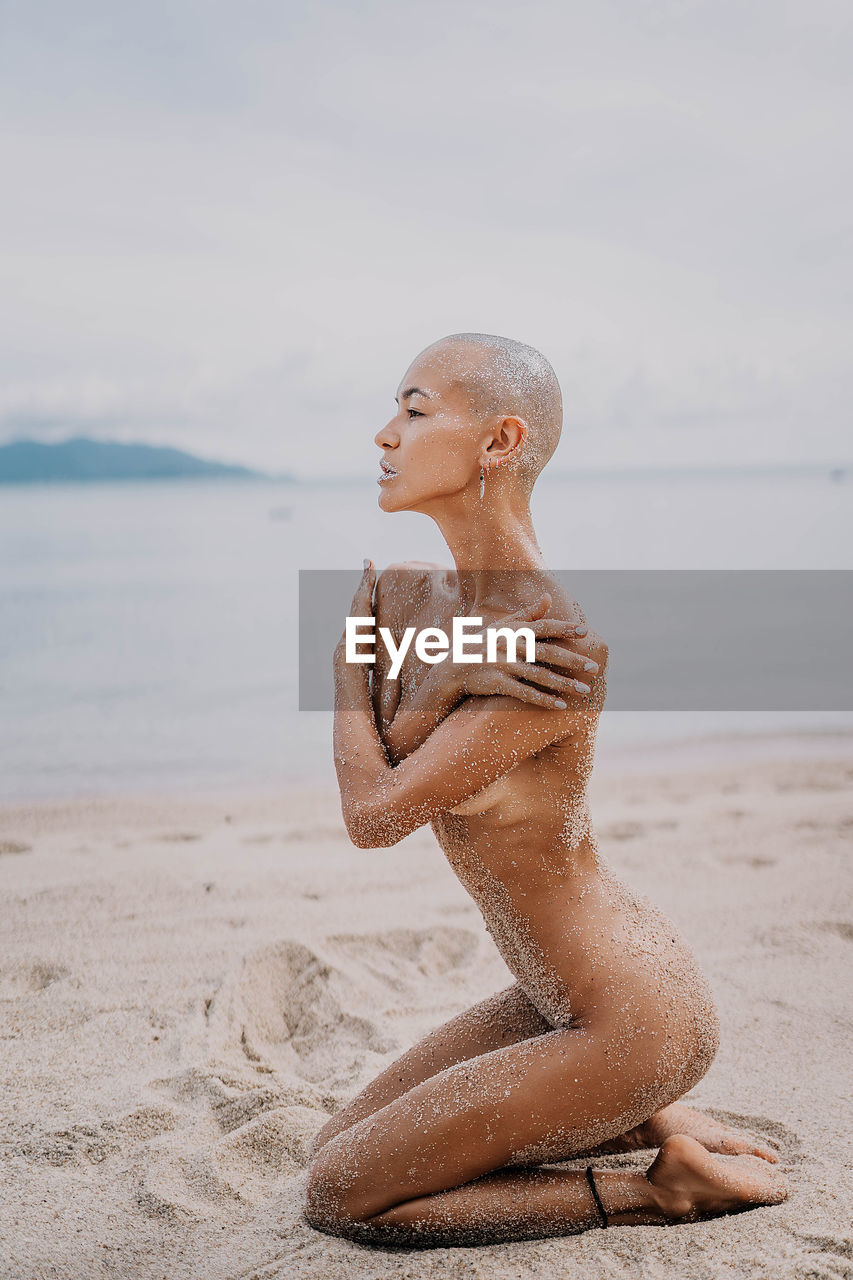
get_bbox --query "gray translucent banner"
[298,570,853,711]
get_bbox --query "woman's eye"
[407,408,422,418]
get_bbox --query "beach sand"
[1,743,851,1278]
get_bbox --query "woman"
[304,333,788,1247]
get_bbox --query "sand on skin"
[1,743,851,1279]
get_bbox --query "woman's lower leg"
[326,1165,665,1248]
[308,1134,788,1249]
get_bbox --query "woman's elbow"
[343,801,389,848]
[343,799,414,849]
[346,818,389,849]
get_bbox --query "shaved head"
[417,332,563,493]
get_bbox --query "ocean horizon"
[1,469,851,802]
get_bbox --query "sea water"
[0,470,851,801]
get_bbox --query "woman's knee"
[308,1112,350,1160]
[304,1161,353,1234]
[304,1144,378,1234]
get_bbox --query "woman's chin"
[378,479,435,514]
[378,485,409,512]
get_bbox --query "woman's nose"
[374,420,399,449]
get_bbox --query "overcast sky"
[1,0,851,479]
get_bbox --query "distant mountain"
[0,437,292,483]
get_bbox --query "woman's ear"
[483,416,528,465]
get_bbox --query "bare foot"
[646,1133,789,1222]
[588,1102,779,1163]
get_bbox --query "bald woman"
[304,334,787,1248]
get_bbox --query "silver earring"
[479,464,485,500]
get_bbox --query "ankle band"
[586,1165,609,1228]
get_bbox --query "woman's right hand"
[431,592,599,711]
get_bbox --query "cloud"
[0,0,850,475]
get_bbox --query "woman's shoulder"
[379,559,447,577]
[375,560,447,597]
[374,561,447,626]
[541,578,609,673]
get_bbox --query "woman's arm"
[371,563,599,766]
[378,666,466,765]
[366,562,466,763]
[334,563,607,848]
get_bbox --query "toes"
[717,1128,780,1164]
[738,1134,779,1164]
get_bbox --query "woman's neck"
[426,498,548,614]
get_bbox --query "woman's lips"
[378,463,399,484]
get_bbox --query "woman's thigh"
[312,981,552,1152]
[307,1018,682,1225]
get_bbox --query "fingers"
[526,617,589,639]
[349,558,376,613]
[492,671,571,709]
[492,593,591,646]
[506,661,592,698]
[502,606,587,638]
[533,641,599,675]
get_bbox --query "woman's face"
[374,352,483,513]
